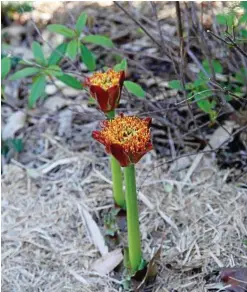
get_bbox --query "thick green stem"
[124,164,142,272]
[110,156,125,209]
[106,110,125,209]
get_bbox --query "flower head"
[85,69,125,113]
[93,114,152,167]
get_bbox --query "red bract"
[92,114,153,167]
[84,69,125,113]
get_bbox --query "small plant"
[9,41,83,108]
[215,1,247,37]
[93,114,153,273]
[47,12,113,71]
[2,138,24,157]
[169,2,247,121]
[104,208,119,237]
[168,56,246,121]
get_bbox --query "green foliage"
[216,13,235,27]
[47,24,76,38]
[43,65,63,77]
[80,44,96,71]
[2,138,24,157]
[32,42,47,66]
[1,56,12,99]
[56,74,83,89]
[1,2,33,20]
[241,1,247,10]
[124,81,145,98]
[28,75,46,108]
[104,208,119,237]
[114,59,127,72]
[10,67,40,80]
[66,39,78,60]
[47,12,113,71]
[48,43,68,65]
[202,59,223,74]
[76,12,87,33]
[7,35,85,107]
[216,2,247,35]
[235,68,247,84]
[168,80,183,90]
[1,57,11,80]
[82,35,114,48]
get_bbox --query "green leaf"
[56,74,83,89]
[168,80,183,90]
[239,13,247,24]
[66,39,78,60]
[124,81,145,98]
[240,29,247,38]
[1,57,11,79]
[10,67,40,80]
[44,65,63,77]
[82,35,114,48]
[47,24,76,38]
[209,110,217,122]
[32,42,47,66]
[88,96,96,104]
[11,138,24,153]
[76,12,87,33]
[114,59,127,72]
[241,1,247,10]
[28,75,46,108]
[235,68,247,84]
[193,78,208,87]
[80,44,96,71]
[216,13,235,27]
[48,43,68,65]
[194,90,214,113]
[202,60,223,74]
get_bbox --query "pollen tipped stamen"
[98,116,151,153]
[87,69,122,90]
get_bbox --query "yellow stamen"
[89,69,121,90]
[101,116,151,153]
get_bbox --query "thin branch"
[139,124,247,190]
[114,1,162,49]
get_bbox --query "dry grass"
[2,137,247,291]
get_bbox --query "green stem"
[106,110,125,209]
[110,156,125,209]
[124,164,142,272]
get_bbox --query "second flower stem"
[110,156,125,209]
[124,164,142,272]
[107,110,125,210]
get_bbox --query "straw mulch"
[2,137,247,291]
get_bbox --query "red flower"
[84,69,125,113]
[92,114,153,167]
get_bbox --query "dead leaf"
[58,109,73,137]
[44,96,71,112]
[183,121,235,184]
[62,87,80,97]
[219,267,247,292]
[2,111,26,140]
[91,248,123,275]
[81,207,109,256]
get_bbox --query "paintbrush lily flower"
[85,69,125,113]
[92,114,153,167]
